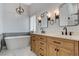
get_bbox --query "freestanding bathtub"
[5,36,30,50]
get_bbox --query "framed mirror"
[37,12,48,28]
[59,3,79,27]
[41,15,48,28]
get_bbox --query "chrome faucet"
[63,26,67,35]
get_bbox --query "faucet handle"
[61,31,64,35]
[69,32,72,36]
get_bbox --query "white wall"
[2,3,30,33]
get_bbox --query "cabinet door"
[39,41,47,56]
[47,44,57,56]
[35,40,40,55]
[31,38,36,53]
[39,46,47,56]
[31,35,37,53]
[58,48,74,56]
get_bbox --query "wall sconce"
[47,12,51,21]
[47,12,54,25]
[38,20,41,23]
[47,17,51,21]
[54,8,59,19]
[55,13,59,19]
[37,16,41,23]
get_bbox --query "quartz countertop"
[32,33,79,41]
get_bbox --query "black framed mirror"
[59,3,79,27]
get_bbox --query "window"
[30,15,36,32]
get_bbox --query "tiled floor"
[0,46,36,56]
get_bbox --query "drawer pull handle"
[56,49,59,52]
[53,41,61,44]
[40,48,44,50]
[40,42,44,45]
[40,38,43,39]
[40,53,44,56]
[55,48,57,51]
[33,40,35,41]
[54,48,59,52]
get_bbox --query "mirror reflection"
[59,3,79,27]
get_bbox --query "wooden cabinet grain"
[58,48,74,56]
[31,34,47,56]
[47,44,57,56]
[47,37,75,56]
[31,34,79,56]
[31,35,37,53]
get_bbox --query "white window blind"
[30,15,36,32]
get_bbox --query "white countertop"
[32,33,79,41]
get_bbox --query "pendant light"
[16,3,24,15]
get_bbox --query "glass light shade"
[37,16,42,20]
[16,6,24,15]
[47,12,51,18]
[54,8,59,16]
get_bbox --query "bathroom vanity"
[31,33,79,56]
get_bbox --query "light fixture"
[47,12,54,25]
[55,13,59,19]
[37,16,42,23]
[47,12,51,21]
[54,8,59,19]
[16,3,24,15]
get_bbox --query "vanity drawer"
[47,37,63,47]
[62,39,75,50]
[47,36,75,51]
[39,47,47,56]
[31,34,36,37]
[39,41,46,47]
[39,36,47,42]
[31,34,38,40]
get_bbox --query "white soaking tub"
[5,36,30,50]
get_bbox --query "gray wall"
[0,3,30,33]
[0,3,30,49]
[0,4,3,34]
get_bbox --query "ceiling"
[24,3,62,16]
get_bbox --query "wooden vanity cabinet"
[31,35,36,53]
[31,34,79,56]
[31,35,38,55]
[47,37,75,56]
[58,48,74,56]
[31,34,47,56]
[47,43,57,56]
[47,44,74,56]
